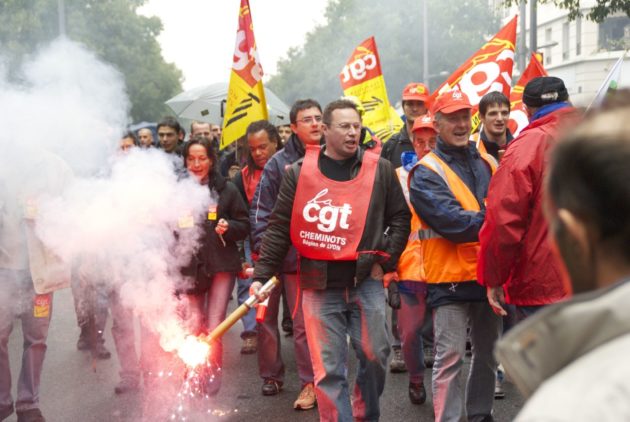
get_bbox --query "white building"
[496,1,630,106]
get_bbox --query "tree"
[267,0,499,107]
[502,0,630,22]
[0,0,182,122]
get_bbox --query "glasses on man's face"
[333,122,362,132]
[297,115,323,125]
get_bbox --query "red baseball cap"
[402,83,430,102]
[431,90,472,115]
[412,113,436,133]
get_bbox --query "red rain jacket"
[477,107,577,306]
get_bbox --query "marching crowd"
[2,76,630,422]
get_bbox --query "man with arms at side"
[409,91,501,422]
[252,99,410,421]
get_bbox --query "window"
[599,16,630,51]
[576,16,582,55]
[563,22,570,60]
[545,27,553,65]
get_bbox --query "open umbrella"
[165,82,291,127]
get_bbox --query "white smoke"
[0,38,209,354]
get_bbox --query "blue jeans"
[236,239,256,338]
[302,278,390,422]
[0,269,52,412]
[432,302,501,422]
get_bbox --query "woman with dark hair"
[180,136,250,395]
[231,120,280,354]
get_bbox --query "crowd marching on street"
[2,5,630,419]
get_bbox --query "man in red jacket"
[478,76,576,321]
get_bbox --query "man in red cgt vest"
[251,99,410,421]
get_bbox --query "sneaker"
[114,378,140,394]
[240,337,257,354]
[408,382,427,405]
[389,347,407,373]
[16,408,45,422]
[261,379,283,396]
[293,383,316,410]
[494,374,506,399]
[423,346,434,368]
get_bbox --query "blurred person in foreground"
[0,149,73,422]
[231,120,281,354]
[251,99,410,421]
[496,105,630,421]
[178,136,249,395]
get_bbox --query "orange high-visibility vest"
[417,151,496,284]
[395,166,425,282]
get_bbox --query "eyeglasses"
[333,122,362,132]
[297,116,323,124]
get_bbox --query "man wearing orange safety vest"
[409,91,501,422]
[388,113,437,406]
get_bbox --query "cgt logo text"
[303,189,352,233]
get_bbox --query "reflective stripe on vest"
[418,150,496,284]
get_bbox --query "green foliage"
[502,0,630,22]
[267,0,499,107]
[0,0,182,122]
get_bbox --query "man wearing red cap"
[381,82,430,168]
[409,90,501,422]
[387,113,437,405]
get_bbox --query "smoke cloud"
[0,38,210,354]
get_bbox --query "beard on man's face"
[553,218,597,294]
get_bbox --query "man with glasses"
[249,99,322,410]
[252,99,410,420]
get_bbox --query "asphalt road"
[7,288,524,421]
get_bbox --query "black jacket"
[380,123,414,168]
[253,147,410,289]
[180,170,250,294]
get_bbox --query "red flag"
[433,16,518,131]
[508,53,548,136]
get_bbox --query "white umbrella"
[165,82,291,127]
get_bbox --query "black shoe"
[94,342,111,360]
[114,378,140,394]
[281,318,293,336]
[16,408,45,422]
[408,382,427,405]
[261,379,283,396]
[76,336,90,351]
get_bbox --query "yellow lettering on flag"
[508,53,548,137]
[340,37,403,142]
[221,0,268,149]
[433,16,518,133]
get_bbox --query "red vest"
[241,165,262,205]
[290,145,378,260]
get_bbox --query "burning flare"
[177,335,211,368]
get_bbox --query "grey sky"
[139,0,329,90]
